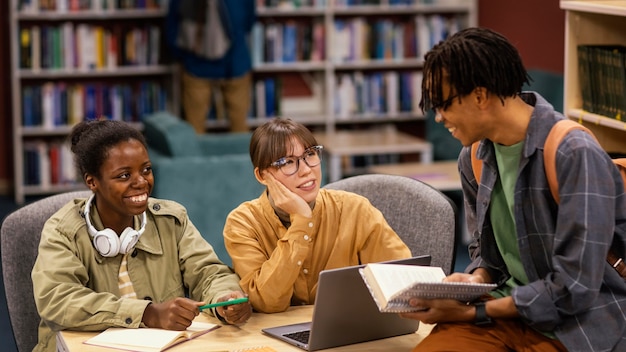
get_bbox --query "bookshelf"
[249,0,477,180]
[10,0,180,204]
[561,0,626,155]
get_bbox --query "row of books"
[252,20,325,65]
[21,80,168,127]
[257,0,326,8]
[18,0,165,12]
[578,44,626,120]
[252,14,460,66]
[334,0,434,5]
[258,0,436,7]
[332,14,460,62]
[19,23,161,70]
[334,71,424,118]
[254,78,283,119]
[23,141,78,187]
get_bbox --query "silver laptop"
[262,255,431,351]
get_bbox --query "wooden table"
[57,305,435,351]
[368,160,461,191]
[313,129,433,183]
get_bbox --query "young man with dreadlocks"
[399,27,626,352]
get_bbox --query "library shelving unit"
[561,0,626,155]
[251,0,478,181]
[10,0,180,204]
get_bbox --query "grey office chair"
[1,190,91,352]
[324,174,457,274]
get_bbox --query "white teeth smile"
[448,127,456,133]
[129,194,147,203]
[301,180,314,188]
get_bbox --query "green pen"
[198,297,249,311]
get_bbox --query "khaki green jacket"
[32,197,241,352]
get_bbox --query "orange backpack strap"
[613,159,626,186]
[470,142,482,184]
[544,120,597,203]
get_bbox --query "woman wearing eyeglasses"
[223,118,411,313]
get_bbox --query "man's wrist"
[474,301,493,326]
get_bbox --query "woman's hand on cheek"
[264,171,311,218]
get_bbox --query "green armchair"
[143,112,263,266]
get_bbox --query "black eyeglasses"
[432,94,460,112]
[270,145,324,176]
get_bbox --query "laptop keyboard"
[284,330,310,344]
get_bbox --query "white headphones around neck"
[84,194,147,257]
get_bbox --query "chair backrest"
[1,190,91,352]
[323,174,457,274]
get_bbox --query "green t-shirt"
[489,141,528,298]
[489,142,557,340]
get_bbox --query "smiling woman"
[223,118,412,314]
[30,119,252,352]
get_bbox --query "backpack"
[470,119,626,278]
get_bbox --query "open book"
[359,263,497,313]
[84,321,219,352]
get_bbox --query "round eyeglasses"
[270,145,324,176]
[432,94,460,113]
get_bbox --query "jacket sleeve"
[176,213,243,309]
[348,196,412,263]
[32,215,150,332]
[224,205,313,313]
[514,131,620,331]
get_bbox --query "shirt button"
[304,235,309,241]
[308,222,313,228]
[297,260,302,266]
[303,269,309,274]
[125,317,132,324]
[153,204,161,211]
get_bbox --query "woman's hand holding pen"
[214,291,252,325]
[263,171,312,218]
[141,297,202,330]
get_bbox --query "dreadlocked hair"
[419,27,531,112]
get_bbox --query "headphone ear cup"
[92,228,121,257]
[118,227,140,255]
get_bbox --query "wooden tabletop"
[312,129,434,182]
[313,129,432,156]
[368,160,461,191]
[57,305,435,352]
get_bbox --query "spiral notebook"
[359,263,497,313]
[262,255,430,351]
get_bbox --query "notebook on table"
[262,255,431,351]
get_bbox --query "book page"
[366,264,446,301]
[361,264,497,313]
[84,321,219,352]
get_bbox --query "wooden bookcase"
[561,0,626,155]
[10,0,180,204]
[247,0,477,180]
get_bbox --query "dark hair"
[69,120,147,180]
[250,118,318,171]
[419,27,530,112]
